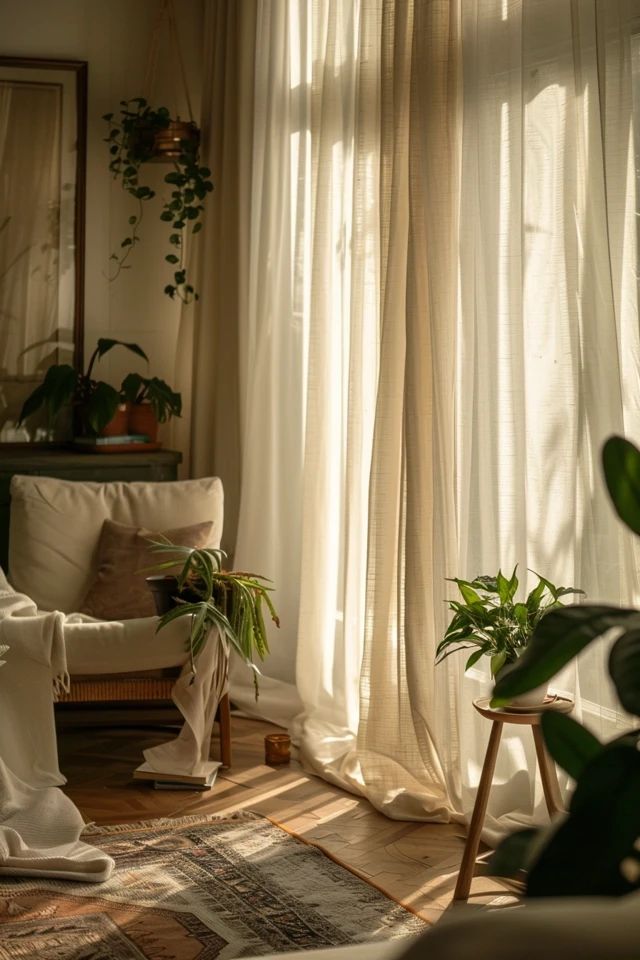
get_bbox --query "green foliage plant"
[103,97,213,304]
[436,568,583,679]
[19,338,148,436]
[120,372,182,423]
[488,434,640,897]
[149,543,278,697]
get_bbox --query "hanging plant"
[103,97,213,304]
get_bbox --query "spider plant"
[147,543,278,697]
[436,567,583,678]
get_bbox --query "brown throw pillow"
[80,518,215,620]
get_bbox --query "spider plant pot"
[148,545,278,693]
[146,575,180,616]
[146,575,204,615]
[129,402,158,443]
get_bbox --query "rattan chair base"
[58,674,232,767]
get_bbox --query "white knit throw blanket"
[0,571,114,881]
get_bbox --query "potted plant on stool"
[436,567,583,706]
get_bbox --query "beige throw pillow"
[80,519,214,621]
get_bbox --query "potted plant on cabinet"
[120,372,182,443]
[487,435,640,897]
[104,97,213,304]
[146,543,278,697]
[19,338,148,438]
[18,338,182,443]
[436,568,583,706]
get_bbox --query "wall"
[0,0,204,445]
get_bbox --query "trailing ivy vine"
[103,97,213,303]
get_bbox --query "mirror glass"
[0,57,86,443]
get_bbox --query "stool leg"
[532,725,563,816]
[454,719,503,901]
[218,693,232,768]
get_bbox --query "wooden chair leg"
[454,719,503,901]
[532,725,564,816]
[218,693,232,768]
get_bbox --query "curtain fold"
[354,0,461,820]
[196,0,640,843]
[175,0,256,553]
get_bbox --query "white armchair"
[7,472,232,766]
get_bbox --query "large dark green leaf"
[96,338,148,363]
[609,628,640,717]
[120,371,144,404]
[491,605,640,706]
[43,364,77,416]
[540,712,602,780]
[19,363,77,424]
[602,435,640,536]
[526,741,640,896]
[489,828,540,877]
[85,382,120,434]
[144,377,182,421]
[18,381,47,423]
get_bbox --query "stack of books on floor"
[133,760,222,790]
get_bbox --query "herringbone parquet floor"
[56,708,511,924]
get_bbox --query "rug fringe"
[82,810,259,836]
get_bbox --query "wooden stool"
[453,695,574,901]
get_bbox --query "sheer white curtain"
[199,0,640,841]
[456,0,640,837]
[228,0,462,821]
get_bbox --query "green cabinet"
[0,447,182,573]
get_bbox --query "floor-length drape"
[209,0,463,821]
[172,0,256,554]
[196,0,640,843]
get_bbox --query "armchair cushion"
[79,518,215,621]
[9,474,223,614]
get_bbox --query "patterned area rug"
[0,813,426,959]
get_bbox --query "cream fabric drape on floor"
[195,0,640,842]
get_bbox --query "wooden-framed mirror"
[0,56,86,443]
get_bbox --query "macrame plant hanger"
[142,0,198,161]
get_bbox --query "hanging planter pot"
[103,98,213,304]
[102,0,211,304]
[150,119,200,161]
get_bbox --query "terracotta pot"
[129,402,158,443]
[100,403,129,437]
